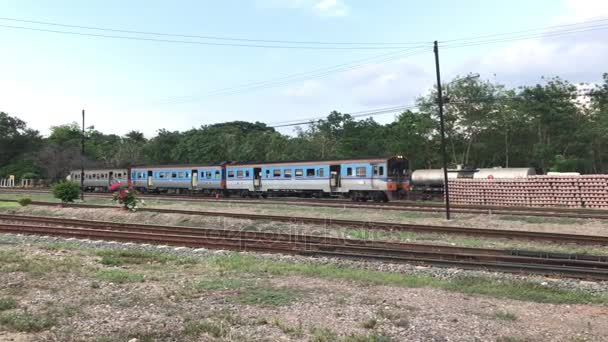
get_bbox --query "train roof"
[69,168,128,173]
[131,162,226,170]
[228,156,405,167]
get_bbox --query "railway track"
[0,213,607,280]
[1,200,608,246]
[2,189,608,220]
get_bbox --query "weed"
[0,312,57,332]
[496,337,529,342]
[271,317,304,337]
[233,286,302,307]
[310,326,338,342]
[96,249,177,266]
[183,320,229,338]
[362,317,378,329]
[192,278,246,291]
[0,298,17,311]
[493,310,517,321]
[344,334,393,342]
[95,269,145,284]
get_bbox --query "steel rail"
[0,214,607,280]
[2,189,608,219]
[1,201,608,245]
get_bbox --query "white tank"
[473,167,535,180]
[546,172,580,176]
[411,169,469,186]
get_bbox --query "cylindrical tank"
[411,169,470,186]
[473,167,535,180]
[546,172,580,176]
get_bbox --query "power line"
[0,23,429,50]
[157,48,430,105]
[0,16,429,46]
[270,104,418,128]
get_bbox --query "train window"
[245,170,250,178]
[373,166,378,176]
[379,166,384,176]
[306,168,315,177]
[265,170,270,178]
[346,168,353,176]
[177,172,184,178]
[215,171,220,179]
[206,171,212,179]
[295,169,303,177]
[237,171,243,178]
[284,169,292,178]
[273,169,281,177]
[228,171,235,178]
[356,167,366,177]
[171,172,177,178]
[185,172,190,178]
[159,172,165,178]
[318,168,324,177]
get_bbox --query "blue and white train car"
[227,156,409,201]
[130,164,225,194]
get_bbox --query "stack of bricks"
[448,175,608,209]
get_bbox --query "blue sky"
[1,0,607,136]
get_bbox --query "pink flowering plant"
[109,182,144,211]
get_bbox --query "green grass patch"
[209,254,608,304]
[95,269,145,284]
[183,320,229,338]
[310,326,338,342]
[233,286,303,307]
[0,298,17,311]
[0,201,19,209]
[192,277,247,291]
[343,334,393,342]
[271,317,304,337]
[96,249,179,266]
[0,312,57,332]
[498,215,579,225]
[493,310,517,321]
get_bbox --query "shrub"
[110,182,143,211]
[17,198,32,207]
[52,181,80,203]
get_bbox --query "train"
[68,156,410,202]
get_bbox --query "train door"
[329,165,341,191]
[253,167,262,189]
[191,169,198,189]
[108,171,114,187]
[372,163,385,189]
[147,170,153,187]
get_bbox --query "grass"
[97,249,177,266]
[493,310,518,321]
[0,298,17,311]
[310,326,338,342]
[361,317,378,329]
[344,334,393,342]
[0,312,57,332]
[0,201,19,209]
[210,253,608,304]
[183,320,229,338]
[271,317,304,337]
[233,286,303,307]
[192,277,247,291]
[94,269,145,283]
[498,215,579,225]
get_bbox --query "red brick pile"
[448,175,608,208]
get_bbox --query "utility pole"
[80,109,85,201]
[433,41,451,220]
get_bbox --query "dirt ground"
[0,241,607,342]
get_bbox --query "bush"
[17,198,32,206]
[52,181,80,203]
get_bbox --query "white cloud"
[313,0,349,17]
[257,0,349,17]
[282,80,326,102]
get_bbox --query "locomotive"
[68,156,410,202]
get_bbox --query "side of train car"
[68,156,410,201]
[68,169,129,190]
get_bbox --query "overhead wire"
[0,16,430,46]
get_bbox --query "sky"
[1,0,607,137]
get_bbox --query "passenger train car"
[69,156,410,202]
